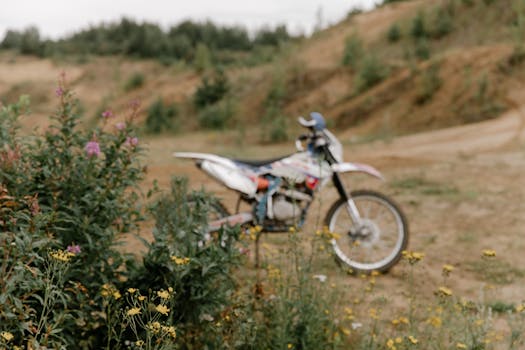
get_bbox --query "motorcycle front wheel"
[324,190,408,274]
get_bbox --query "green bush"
[387,23,402,42]
[145,97,178,133]
[431,7,454,39]
[355,54,389,93]
[415,62,442,104]
[341,34,363,69]
[414,38,431,60]
[124,71,145,91]
[411,11,428,39]
[193,69,230,109]
[0,83,145,347]
[197,99,234,130]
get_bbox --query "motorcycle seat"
[232,154,293,168]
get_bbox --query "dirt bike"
[174,112,408,273]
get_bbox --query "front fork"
[332,172,362,224]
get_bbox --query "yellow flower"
[288,226,296,233]
[127,288,137,294]
[427,316,442,328]
[162,325,177,339]
[395,337,402,343]
[456,343,467,349]
[391,318,400,326]
[50,249,74,263]
[138,295,146,301]
[386,338,396,349]
[168,287,174,293]
[482,249,496,257]
[171,256,190,265]
[287,344,293,349]
[127,307,141,316]
[442,264,454,275]
[0,331,14,342]
[369,308,379,320]
[436,286,453,297]
[408,335,418,344]
[157,290,170,299]
[399,316,409,324]
[112,291,122,300]
[516,304,525,313]
[135,340,144,347]
[149,321,161,332]
[402,251,425,264]
[156,304,170,315]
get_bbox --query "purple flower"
[85,141,101,158]
[125,136,139,148]
[67,245,81,254]
[115,122,126,131]
[55,87,64,97]
[101,110,114,119]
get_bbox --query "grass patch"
[390,176,459,196]
[466,259,525,285]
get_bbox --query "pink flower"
[115,122,126,131]
[85,141,101,158]
[67,245,81,254]
[55,87,64,97]
[125,136,139,148]
[101,110,114,119]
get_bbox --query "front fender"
[331,162,384,180]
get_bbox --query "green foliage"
[124,71,145,91]
[431,6,454,39]
[415,62,442,104]
[193,43,212,72]
[145,97,178,134]
[414,38,431,60]
[260,72,289,143]
[387,23,402,42]
[193,69,230,108]
[341,34,363,69]
[0,18,293,66]
[355,54,389,93]
[197,99,235,130]
[129,178,242,326]
[411,11,428,39]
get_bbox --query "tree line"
[0,18,294,62]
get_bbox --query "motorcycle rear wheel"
[324,190,408,274]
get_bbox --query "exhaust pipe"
[208,212,253,232]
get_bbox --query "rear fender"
[331,162,384,180]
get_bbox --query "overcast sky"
[0,0,379,40]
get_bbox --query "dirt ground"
[138,103,525,311]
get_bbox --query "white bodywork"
[174,152,258,195]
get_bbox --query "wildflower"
[148,321,161,333]
[0,331,14,342]
[113,291,121,300]
[427,316,442,328]
[482,249,496,257]
[516,304,525,312]
[287,344,293,349]
[157,290,170,300]
[408,335,418,344]
[115,122,126,130]
[50,249,74,262]
[288,226,296,233]
[162,325,177,339]
[399,316,409,324]
[171,256,190,265]
[125,136,139,148]
[386,338,396,349]
[127,307,141,316]
[402,250,425,264]
[66,244,81,254]
[101,110,114,119]
[442,264,454,276]
[55,87,64,97]
[85,141,101,158]
[456,343,467,349]
[369,308,379,320]
[138,295,146,301]
[127,288,137,294]
[156,304,170,315]
[436,286,453,297]
[135,340,144,347]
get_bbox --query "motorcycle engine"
[272,195,302,222]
